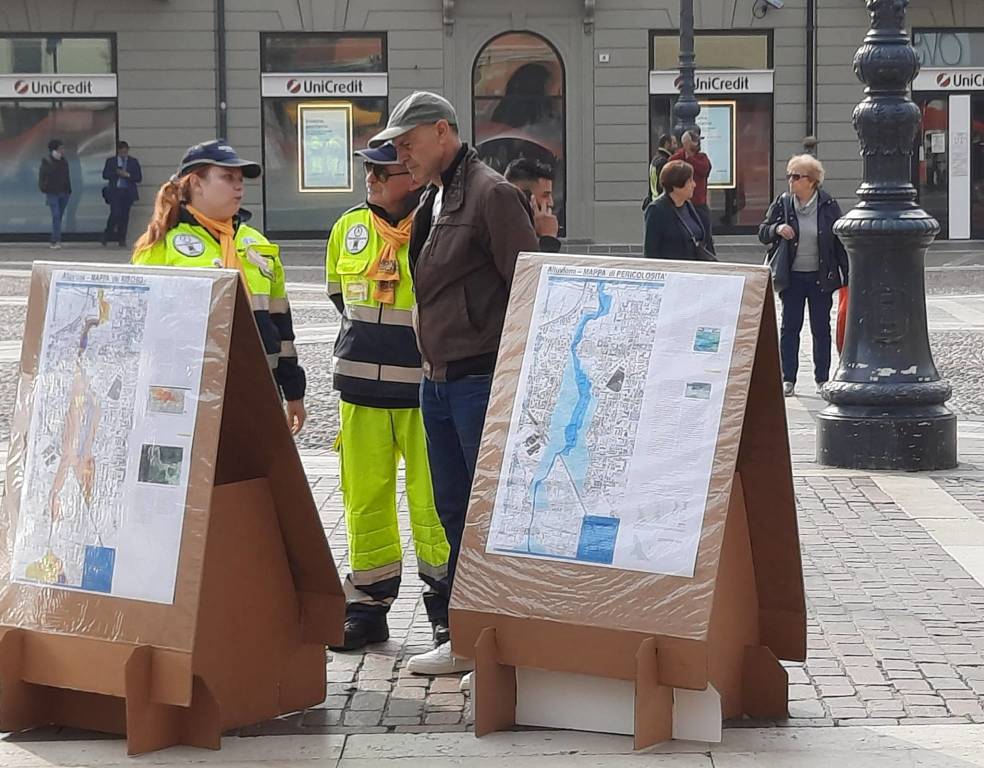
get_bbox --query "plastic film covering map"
[0,263,236,650]
[452,254,770,643]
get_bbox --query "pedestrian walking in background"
[38,139,71,249]
[325,143,451,653]
[131,140,307,431]
[504,158,561,253]
[644,133,678,209]
[102,140,142,248]
[759,154,849,397]
[670,128,714,254]
[369,90,539,676]
[643,160,714,261]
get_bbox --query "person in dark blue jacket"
[101,141,142,247]
[759,155,849,397]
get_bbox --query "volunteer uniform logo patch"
[173,233,206,257]
[345,223,370,254]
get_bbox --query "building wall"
[815,0,984,204]
[0,0,975,242]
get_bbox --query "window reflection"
[473,32,566,229]
[261,33,387,235]
[0,101,117,235]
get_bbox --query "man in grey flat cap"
[370,91,538,676]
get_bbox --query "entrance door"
[914,94,949,237]
[448,4,588,236]
[973,94,984,238]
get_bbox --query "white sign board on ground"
[486,265,745,578]
[12,270,212,604]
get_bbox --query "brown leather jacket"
[409,146,539,381]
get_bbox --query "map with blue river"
[487,265,745,577]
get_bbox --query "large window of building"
[0,35,117,239]
[649,31,773,234]
[261,32,387,236]
[473,32,566,230]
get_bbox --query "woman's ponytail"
[131,173,196,260]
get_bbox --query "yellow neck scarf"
[186,205,250,294]
[367,210,413,304]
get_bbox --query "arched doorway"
[472,31,567,230]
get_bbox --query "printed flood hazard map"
[11,270,212,604]
[486,265,745,578]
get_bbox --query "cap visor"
[368,125,415,148]
[180,159,262,178]
[354,146,401,164]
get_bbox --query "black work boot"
[329,614,389,652]
[431,617,450,647]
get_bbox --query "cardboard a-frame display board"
[450,255,805,748]
[0,263,343,754]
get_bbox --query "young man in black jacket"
[38,139,71,249]
[504,158,561,253]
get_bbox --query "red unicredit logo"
[287,79,302,94]
[14,80,29,95]
[936,73,952,88]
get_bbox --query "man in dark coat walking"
[102,140,142,247]
[38,139,72,249]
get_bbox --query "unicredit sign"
[649,69,773,95]
[0,74,117,99]
[262,73,388,98]
[914,68,984,92]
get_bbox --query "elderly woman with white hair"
[759,154,849,397]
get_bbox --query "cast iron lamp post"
[671,0,700,139]
[816,0,956,470]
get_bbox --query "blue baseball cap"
[177,139,261,178]
[354,143,400,165]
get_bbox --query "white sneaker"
[49,243,61,250]
[459,671,473,693]
[406,643,475,676]
[783,381,795,397]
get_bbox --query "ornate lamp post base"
[817,408,956,471]
[815,0,957,471]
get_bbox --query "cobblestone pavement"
[3,268,984,742]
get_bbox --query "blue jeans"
[420,374,493,591]
[779,271,833,385]
[45,193,70,243]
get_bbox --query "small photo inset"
[138,444,184,486]
[693,327,722,354]
[685,382,712,400]
[147,385,188,415]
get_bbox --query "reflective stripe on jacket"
[326,205,422,404]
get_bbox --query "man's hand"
[285,399,306,436]
[531,195,559,239]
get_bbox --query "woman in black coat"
[643,159,712,261]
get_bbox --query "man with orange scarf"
[326,144,450,652]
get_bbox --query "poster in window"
[696,101,737,189]
[297,103,353,192]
